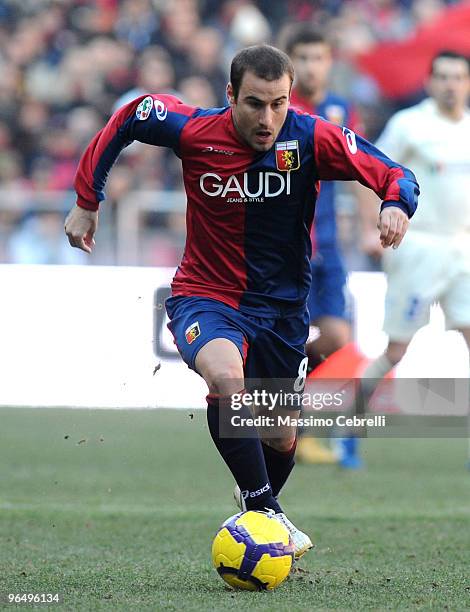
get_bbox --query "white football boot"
[270,510,313,559]
[233,485,313,559]
[233,484,247,511]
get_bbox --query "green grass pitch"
[1,407,469,611]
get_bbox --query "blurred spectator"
[114,0,159,51]
[229,3,272,47]
[157,0,201,81]
[113,45,176,110]
[179,75,217,108]
[187,27,227,104]
[8,212,88,265]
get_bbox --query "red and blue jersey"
[291,89,360,254]
[75,93,419,317]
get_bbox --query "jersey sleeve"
[313,117,419,218]
[74,94,195,211]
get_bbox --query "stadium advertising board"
[0,265,467,409]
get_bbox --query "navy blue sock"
[206,395,282,513]
[261,440,296,498]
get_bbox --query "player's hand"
[360,227,383,259]
[64,205,98,254]
[377,206,409,250]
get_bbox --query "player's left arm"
[66,94,194,252]
[313,118,419,249]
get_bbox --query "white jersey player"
[357,50,470,444]
[378,58,470,343]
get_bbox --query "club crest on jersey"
[185,321,200,344]
[136,96,153,120]
[275,140,300,171]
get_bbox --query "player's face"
[429,57,470,114]
[290,42,332,98]
[227,71,291,152]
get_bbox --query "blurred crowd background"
[0,0,467,266]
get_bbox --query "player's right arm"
[313,115,418,250]
[65,94,195,253]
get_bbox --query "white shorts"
[382,230,470,342]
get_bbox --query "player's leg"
[307,316,351,367]
[243,322,307,493]
[457,328,470,347]
[257,406,316,558]
[338,339,409,467]
[342,238,436,467]
[196,338,283,514]
[353,306,421,431]
[241,316,313,557]
[195,338,244,397]
[333,341,408,470]
[245,315,313,492]
[166,297,282,514]
[351,236,441,457]
[358,340,408,410]
[360,234,444,408]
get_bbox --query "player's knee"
[204,364,244,396]
[310,319,350,357]
[386,342,408,365]
[264,436,296,453]
[326,333,349,354]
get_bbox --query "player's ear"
[226,82,236,106]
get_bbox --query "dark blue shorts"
[165,296,309,381]
[307,248,349,323]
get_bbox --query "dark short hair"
[285,25,328,56]
[430,50,470,75]
[230,44,294,100]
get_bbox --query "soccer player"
[286,26,364,466]
[65,44,419,559]
[357,50,470,433]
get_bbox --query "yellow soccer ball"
[211,510,294,591]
